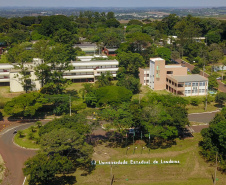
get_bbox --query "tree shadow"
[214,103,224,108]
[66,89,79,97]
[47,175,76,185]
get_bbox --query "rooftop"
[165,65,183,68]
[169,74,208,82]
[150,58,164,62]
[71,60,118,66]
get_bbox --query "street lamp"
[141,147,145,154]
[126,147,130,155]
[133,146,137,154]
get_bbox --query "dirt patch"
[0,119,14,132]
[119,20,129,24]
[93,144,120,161]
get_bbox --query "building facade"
[64,60,118,83]
[0,64,13,86]
[0,58,119,92]
[139,58,208,96]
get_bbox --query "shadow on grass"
[47,176,76,185]
[214,103,224,109]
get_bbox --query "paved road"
[217,80,226,92]
[190,124,209,133]
[0,123,37,185]
[188,110,219,124]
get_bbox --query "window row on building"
[139,58,208,96]
[0,58,119,92]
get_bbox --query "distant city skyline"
[0,0,226,8]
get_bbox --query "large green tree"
[96,72,114,88]
[23,153,74,185]
[4,92,47,117]
[126,32,152,53]
[208,74,219,90]
[116,74,141,94]
[7,43,35,92]
[117,51,145,78]
[34,43,74,93]
[85,86,133,107]
[40,128,93,166]
[39,114,91,136]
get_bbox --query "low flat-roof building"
[139,58,208,96]
[73,43,97,54]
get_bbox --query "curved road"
[0,111,219,185]
[0,123,38,185]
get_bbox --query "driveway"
[0,123,38,185]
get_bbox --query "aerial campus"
[1,1,226,185]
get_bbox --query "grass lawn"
[67,82,84,93]
[0,155,4,184]
[70,133,225,185]
[14,126,40,149]
[22,132,226,185]
[186,102,219,114]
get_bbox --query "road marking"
[188,110,220,115]
[0,123,33,136]
[22,176,26,185]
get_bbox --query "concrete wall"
[10,72,24,92]
[10,72,41,92]
[153,59,166,90]
[165,65,187,75]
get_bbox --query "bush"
[34,137,40,144]
[35,121,42,128]
[190,98,200,106]
[17,130,24,138]
[30,126,36,133]
[191,66,200,74]
[28,132,34,140]
[0,102,5,109]
[0,111,3,120]
[71,101,87,113]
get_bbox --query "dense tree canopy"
[4,92,47,117]
[117,51,145,78]
[39,114,91,136]
[200,108,226,171]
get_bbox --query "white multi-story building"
[0,64,13,85]
[0,58,119,92]
[64,60,118,83]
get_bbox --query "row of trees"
[1,13,225,95]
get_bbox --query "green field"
[21,129,226,185]
[65,133,224,185]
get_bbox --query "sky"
[0,0,226,8]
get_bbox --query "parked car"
[216,77,222,80]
